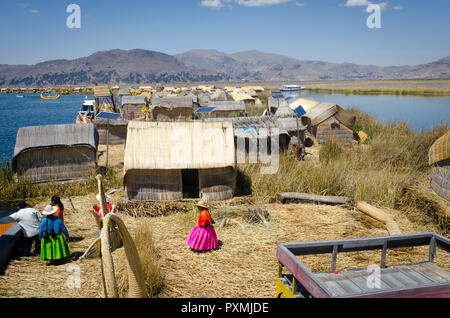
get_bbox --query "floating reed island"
[0,83,448,298]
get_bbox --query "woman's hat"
[42,205,58,216]
[196,201,209,210]
[96,194,111,203]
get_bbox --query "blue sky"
[0,0,449,66]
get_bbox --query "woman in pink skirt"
[187,201,219,252]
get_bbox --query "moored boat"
[41,93,60,100]
[281,85,305,92]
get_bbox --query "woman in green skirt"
[39,205,70,264]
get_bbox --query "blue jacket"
[39,215,69,240]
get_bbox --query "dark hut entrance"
[182,169,200,199]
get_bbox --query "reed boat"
[41,93,60,100]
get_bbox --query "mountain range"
[0,49,449,86]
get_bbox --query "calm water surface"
[0,93,93,164]
[299,91,450,131]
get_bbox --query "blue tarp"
[195,107,216,114]
[96,112,122,120]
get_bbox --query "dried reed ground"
[0,193,449,298]
[1,135,449,298]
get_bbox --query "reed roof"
[429,130,450,165]
[13,124,98,170]
[121,95,148,105]
[94,85,112,98]
[151,96,193,109]
[302,103,356,129]
[289,98,320,112]
[208,101,246,112]
[124,121,235,172]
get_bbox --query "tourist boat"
[41,93,60,100]
[280,85,305,92]
[16,95,24,98]
[76,97,96,123]
[80,97,96,117]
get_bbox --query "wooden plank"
[356,284,450,298]
[276,192,352,205]
[398,266,441,285]
[389,271,421,287]
[414,263,450,283]
[335,278,364,295]
[323,280,346,297]
[344,271,392,293]
[380,272,408,289]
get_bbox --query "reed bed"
[0,166,122,203]
[239,111,448,209]
[137,202,449,298]
[306,87,450,96]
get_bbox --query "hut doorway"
[182,169,200,199]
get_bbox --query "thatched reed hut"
[151,96,193,121]
[289,98,319,113]
[229,92,256,109]
[429,131,450,202]
[208,101,247,118]
[94,119,128,145]
[121,95,148,119]
[117,87,131,97]
[301,103,356,144]
[13,124,98,183]
[207,116,305,158]
[124,121,236,202]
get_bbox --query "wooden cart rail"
[276,233,450,298]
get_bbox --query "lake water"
[293,91,450,131]
[0,93,94,164]
[0,92,449,165]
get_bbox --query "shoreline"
[1,79,450,97]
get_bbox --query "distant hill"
[0,48,448,86]
[177,50,450,81]
[0,49,230,86]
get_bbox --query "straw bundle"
[429,130,450,165]
[100,213,147,298]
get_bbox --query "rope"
[100,213,147,298]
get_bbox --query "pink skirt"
[187,226,219,251]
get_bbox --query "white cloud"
[200,0,224,8]
[344,0,372,6]
[200,0,291,9]
[343,0,388,10]
[236,0,291,6]
[30,9,38,14]
[392,5,404,10]
[295,2,305,7]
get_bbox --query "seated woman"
[39,205,70,265]
[187,201,219,252]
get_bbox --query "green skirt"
[40,233,70,261]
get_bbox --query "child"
[50,196,65,224]
[187,201,218,252]
[93,194,113,219]
[39,205,70,264]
